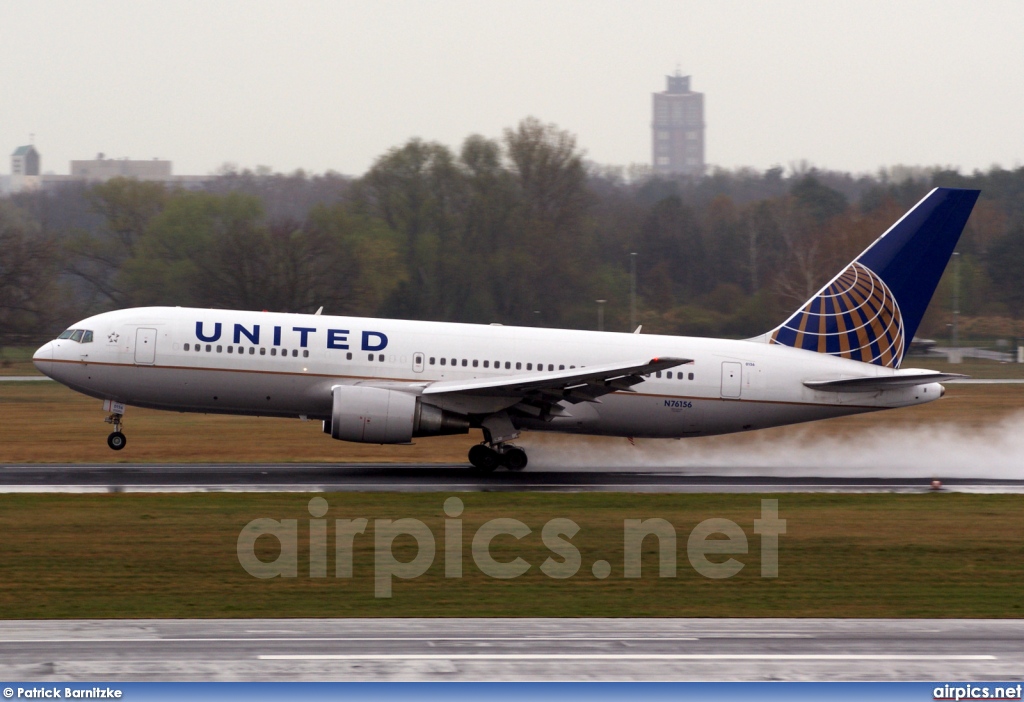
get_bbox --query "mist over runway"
[1,462,1023,493]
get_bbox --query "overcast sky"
[2,1,1022,178]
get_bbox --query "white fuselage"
[33,307,944,439]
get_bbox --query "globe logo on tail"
[770,261,905,368]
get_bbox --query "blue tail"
[768,187,980,368]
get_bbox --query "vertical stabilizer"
[766,188,980,368]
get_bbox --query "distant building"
[2,147,210,194]
[651,71,705,177]
[7,145,42,193]
[12,145,40,176]
[71,153,172,181]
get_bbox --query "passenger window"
[228,346,233,354]
[271,348,277,356]
[206,344,212,352]
[688,372,694,380]
[527,363,533,370]
[515,362,521,370]
[346,352,352,360]
[217,345,223,353]
[655,371,661,378]
[302,350,308,358]
[666,371,673,379]
[473,360,479,368]
[368,353,374,361]
[184,343,190,351]
[70,330,84,342]
[440,358,447,366]
[559,365,564,370]
[570,365,575,369]
[378,354,384,362]
[483,361,489,368]
[82,331,93,343]
[58,330,74,339]
[260,348,266,356]
[505,362,511,369]
[195,345,200,352]
[461,359,467,367]
[430,357,436,365]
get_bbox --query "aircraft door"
[413,352,425,373]
[134,328,157,365]
[720,362,742,398]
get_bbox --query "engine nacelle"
[326,385,469,444]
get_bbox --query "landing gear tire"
[502,447,528,471]
[107,431,127,451]
[468,444,500,472]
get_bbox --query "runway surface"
[0,618,1020,681]
[2,463,1024,493]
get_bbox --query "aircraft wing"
[803,371,967,392]
[421,356,692,404]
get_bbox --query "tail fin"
[765,187,980,368]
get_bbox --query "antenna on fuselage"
[314,306,323,316]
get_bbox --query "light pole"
[952,251,960,349]
[629,252,637,332]
[596,299,607,331]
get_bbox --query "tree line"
[4,116,1024,348]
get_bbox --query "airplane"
[33,187,979,471]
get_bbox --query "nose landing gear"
[104,413,126,451]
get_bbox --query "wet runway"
[0,618,1020,681]
[1,463,1023,493]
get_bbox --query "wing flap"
[422,356,692,401]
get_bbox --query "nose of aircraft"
[32,340,54,374]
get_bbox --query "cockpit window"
[57,329,94,343]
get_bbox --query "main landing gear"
[468,411,528,471]
[105,413,126,451]
[468,443,528,472]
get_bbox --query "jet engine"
[323,385,469,444]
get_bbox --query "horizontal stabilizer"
[804,371,967,392]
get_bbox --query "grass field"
[0,492,1020,619]
[0,347,42,376]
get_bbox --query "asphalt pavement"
[2,462,1022,492]
[0,618,1020,682]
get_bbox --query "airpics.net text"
[237,498,786,598]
